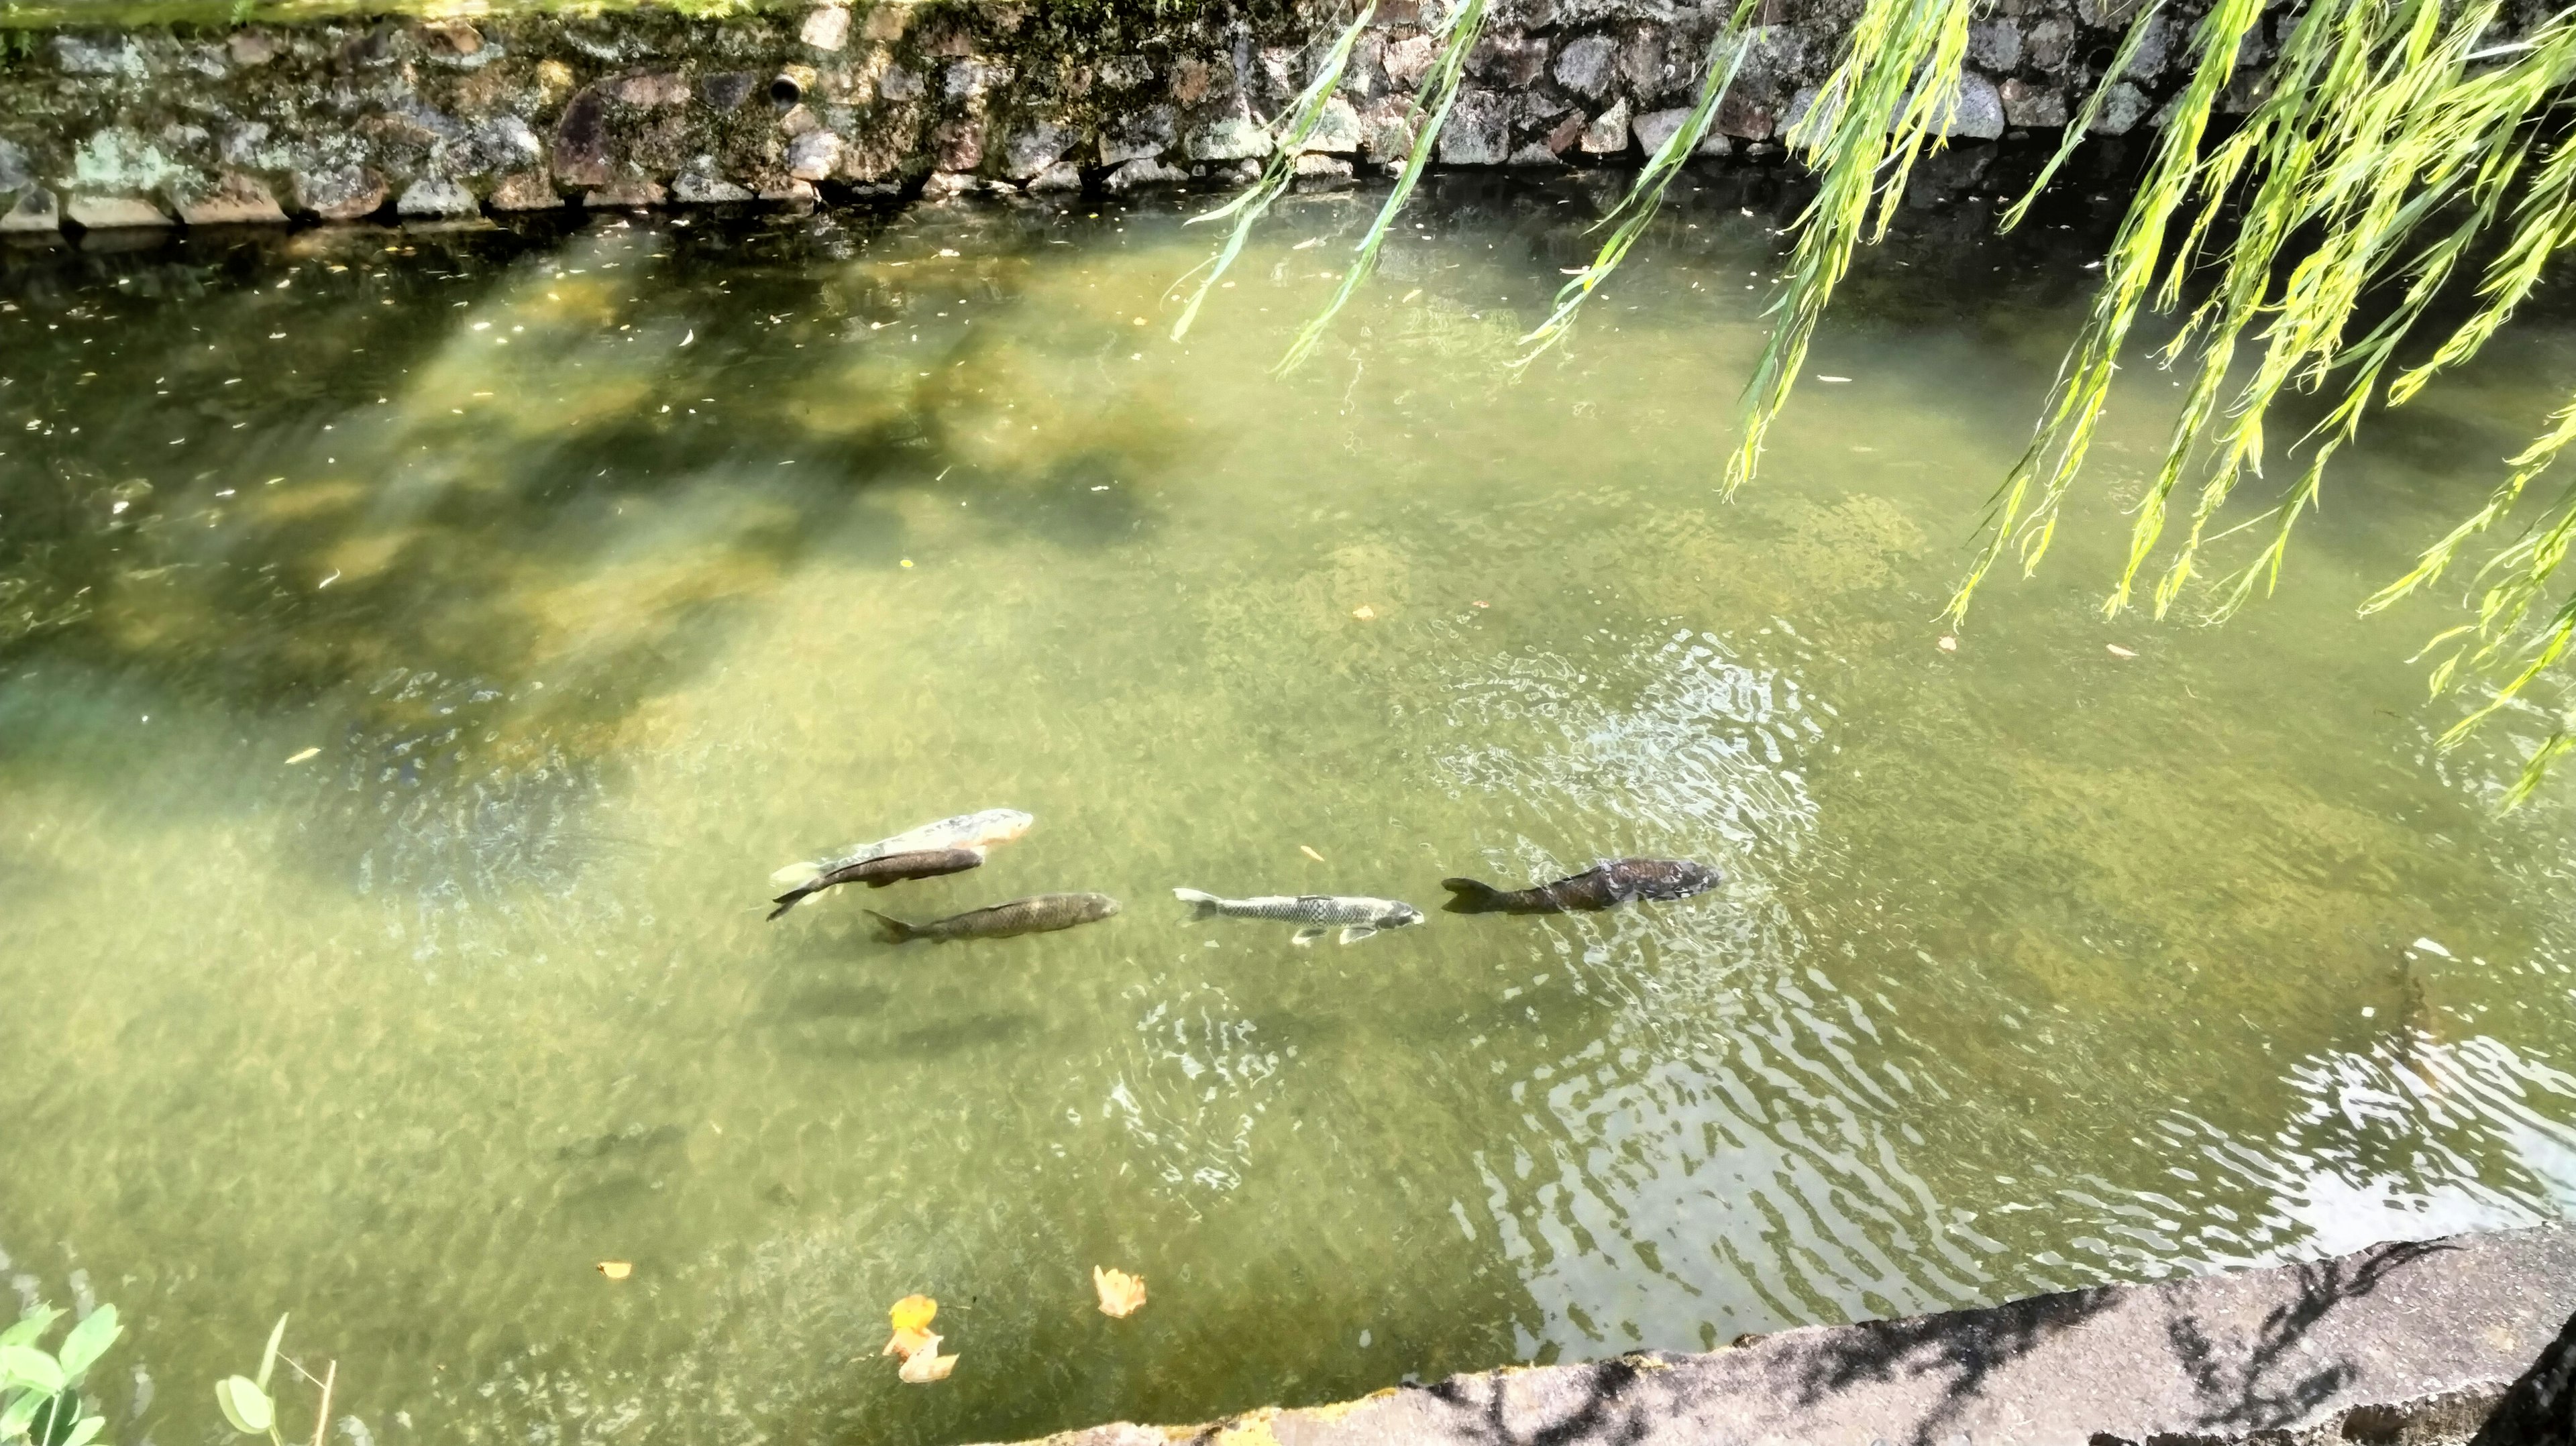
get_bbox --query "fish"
[1173,888,1424,946]
[771,809,1033,889]
[765,847,985,920]
[869,892,1121,944]
[1440,858,1721,915]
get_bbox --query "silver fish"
[870,892,1120,944]
[1173,888,1425,946]
[771,808,1034,889]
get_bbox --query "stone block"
[1101,106,1175,165]
[173,172,288,225]
[2089,80,2149,134]
[225,30,278,66]
[468,115,543,174]
[1929,72,2004,138]
[1618,23,1675,100]
[1438,89,1511,164]
[1104,157,1187,191]
[1470,31,1547,87]
[2001,78,2069,127]
[486,170,561,211]
[671,172,757,203]
[1359,97,1419,163]
[944,59,1013,101]
[2024,15,2075,68]
[1968,19,2021,70]
[2123,10,2173,78]
[1001,121,1072,179]
[0,140,28,193]
[800,4,851,51]
[1631,104,1692,156]
[1381,34,1436,91]
[292,165,386,221]
[1302,97,1364,155]
[934,118,985,171]
[0,186,61,233]
[1185,114,1271,162]
[615,71,690,107]
[419,20,481,57]
[1292,154,1352,180]
[1580,97,1631,154]
[1026,160,1083,191]
[396,176,480,217]
[66,195,172,229]
[700,71,759,111]
[551,85,614,186]
[582,181,665,207]
[787,130,843,180]
[1715,92,1776,140]
[1553,34,1615,98]
[1507,142,1565,167]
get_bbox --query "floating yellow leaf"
[596,1261,632,1280]
[1093,1266,1146,1319]
[285,747,321,765]
[881,1326,935,1359]
[889,1294,937,1333]
[1299,846,1326,864]
[896,1335,957,1384]
[1937,636,1957,653]
[1351,605,1376,620]
[2106,644,2137,658]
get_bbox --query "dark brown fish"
[1441,858,1721,915]
[869,891,1122,943]
[767,847,984,920]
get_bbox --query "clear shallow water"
[3,172,2574,1446]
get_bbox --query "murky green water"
[4,173,2574,1446]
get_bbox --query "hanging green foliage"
[1202,0,2576,797]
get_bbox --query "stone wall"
[0,0,2242,233]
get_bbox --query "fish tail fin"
[770,860,822,888]
[866,910,919,944]
[1173,887,1223,920]
[1441,877,1499,913]
[765,887,815,922]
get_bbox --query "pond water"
[4,171,2575,1446]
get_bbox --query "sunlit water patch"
[3,175,2573,1446]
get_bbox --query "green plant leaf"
[0,1310,61,1351]
[54,1311,117,1384]
[58,1416,103,1446]
[215,1377,272,1436]
[254,1315,286,1394]
[30,1388,79,1446]
[0,1386,46,1441]
[0,1346,64,1396]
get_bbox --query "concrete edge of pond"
[989,1223,2576,1446]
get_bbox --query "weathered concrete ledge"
[1003,1225,2576,1446]
[0,0,2252,235]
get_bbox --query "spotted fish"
[1440,858,1721,914]
[1173,888,1424,946]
